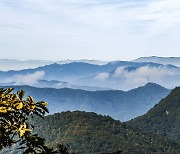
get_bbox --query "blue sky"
[0,0,180,60]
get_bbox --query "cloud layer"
[0,0,180,60]
[94,66,180,90]
[5,71,45,85]
[94,72,110,81]
[114,66,178,83]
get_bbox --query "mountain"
[0,79,111,91]
[35,80,112,91]
[75,63,180,90]
[1,83,170,121]
[128,86,180,142]
[57,59,109,66]
[0,59,108,71]
[0,61,179,90]
[0,62,105,82]
[133,56,180,67]
[0,61,165,80]
[30,111,180,154]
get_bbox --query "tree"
[0,88,56,153]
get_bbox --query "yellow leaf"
[39,102,48,106]
[18,123,31,137]
[31,105,36,109]
[16,102,23,110]
[1,101,8,105]
[7,107,12,111]
[0,107,7,113]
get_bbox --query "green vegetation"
[128,87,180,142]
[0,88,57,153]
[32,111,180,154]
[1,86,180,154]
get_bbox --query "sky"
[0,0,180,61]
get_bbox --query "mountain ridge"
[133,56,180,67]
[0,82,170,121]
[128,86,180,141]
[0,60,179,90]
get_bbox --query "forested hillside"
[31,111,180,154]
[128,87,180,142]
[1,83,170,121]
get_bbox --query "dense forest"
[128,87,180,142]
[31,111,180,154]
[0,86,180,153]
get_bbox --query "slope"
[128,87,180,141]
[0,83,170,121]
[31,111,180,154]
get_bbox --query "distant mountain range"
[35,80,112,91]
[0,59,108,71]
[1,83,170,121]
[0,79,111,91]
[75,62,179,90]
[2,56,180,71]
[0,60,179,90]
[128,86,180,142]
[133,56,180,67]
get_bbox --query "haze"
[0,0,180,60]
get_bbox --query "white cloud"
[94,72,110,81]
[125,66,177,84]
[113,66,127,78]
[112,65,180,87]
[5,71,45,85]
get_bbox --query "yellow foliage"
[31,105,36,109]
[18,123,31,137]
[0,107,7,113]
[40,102,48,106]
[0,88,49,146]
[7,107,12,111]
[16,102,23,110]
